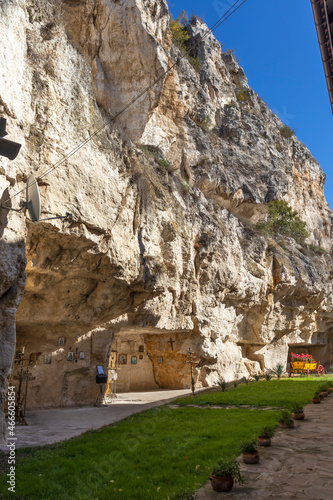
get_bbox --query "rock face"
[1,0,333,444]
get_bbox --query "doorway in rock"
[111,331,200,392]
[288,343,328,371]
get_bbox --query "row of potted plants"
[210,381,333,492]
[210,406,305,492]
[312,381,333,403]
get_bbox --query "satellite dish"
[1,174,72,222]
[26,175,41,222]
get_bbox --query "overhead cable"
[2,0,248,206]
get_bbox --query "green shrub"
[181,180,189,192]
[235,87,251,104]
[211,458,244,483]
[272,363,284,380]
[309,244,326,254]
[171,488,196,500]
[279,125,295,138]
[265,372,272,381]
[170,10,190,50]
[240,440,257,453]
[279,410,293,424]
[218,379,228,392]
[291,403,303,413]
[159,158,172,171]
[170,11,201,72]
[254,374,261,382]
[259,426,275,438]
[257,200,309,243]
[197,116,212,131]
[188,55,201,72]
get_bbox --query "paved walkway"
[196,395,333,500]
[3,389,195,449]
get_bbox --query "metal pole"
[23,367,29,420]
[15,363,24,422]
[189,348,195,398]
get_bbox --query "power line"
[2,0,248,207]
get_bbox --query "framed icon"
[44,354,52,364]
[67,351,74,361]
[109,351,117,368]
[131,356,137,364]
[58,336,66,346]
[139,354,143,360]
[29,352,41,365]
[158,356,163,364]
[119,354,127,365]
[138,345,144,353]
[79,352,85,359]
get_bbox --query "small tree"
[169,11,201,72]
[257,200,309,243]
[170,11,190,51]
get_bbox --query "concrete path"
[196,395,333,500]
[4,389,194,449]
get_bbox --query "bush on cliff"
[170,11,201,72]
[257,200,309,243]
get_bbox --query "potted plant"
[240,440,260,464]
[257,426,275,447]
[279,410,294,428]
[319,383,329,397]
[291,403,305,420]
[324,382,331,394]
[319,388,327,398]
[210,458,244,492]
[312,391,321,404]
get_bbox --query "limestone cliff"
[1,0,333,444]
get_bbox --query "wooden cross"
[184,347,199,398]
[168,337,175,350]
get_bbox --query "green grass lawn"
[175,377,333,409]
[1,376,331,499]
[0,407,279,500]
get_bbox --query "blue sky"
[168,0,333,209]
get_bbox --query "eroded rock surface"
[1,0,333,444]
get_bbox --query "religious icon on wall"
[118,354,127,365]
[14,349,25,365]
[131,356,137,364]
[44,354,52,364]
[58,336,66,346]
[109,351,117,368]
[79,352,85,360]
[29,352,42,365]
[67,351,74,361]
[139,354,143,360]
[138,345,144,353]
[158,357,163,364]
